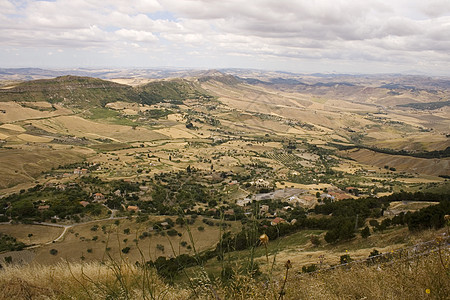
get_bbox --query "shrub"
[361,226,371,238]
[340,254,352,264]
[167,229,178,237]
[50,249,58,255]
[302,264,318,273]
[310,235,321,246]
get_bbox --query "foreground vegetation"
[0,235,448,299]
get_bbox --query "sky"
[1,0,450,75]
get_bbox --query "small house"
[93,193,105,201]
[127,205,139,212]
[38,205,50,211]
[79,201,90,207]
[271,217,286,226]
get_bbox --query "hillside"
[0,76,133,108]
[0,75,211,109]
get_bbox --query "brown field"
[0,147,85,189]
[343,148,450,176]
[0,224,63,245]
[32,116,168,142]
[0,102,71,123]
[17,133,52,143]
[26,217,240,265]
[154,125,198,139]
[0,123,26,132]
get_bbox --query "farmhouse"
[127,205,139,212]
[260,205,269,214]
[236,198,252,206]
[271,217,286,226]
[79,201,89,207]
[93,193,105,202]
[251,178,270,187]
[38,205,50,211]
[74,168,88,175]
[224,209,235,215]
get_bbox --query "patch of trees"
[137,80,210,106]
[145,109,173,119]
[111,180,140,194]
[330,141,450,159]
[314,197,384,219]
[219,192,449,250]
[0,185,104,222]
[0,233,26,252]
[369,200,450,233]
[147,174,217,214]
[397,100,450,110]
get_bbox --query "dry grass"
[286,248,450,299]
[0,243,448,300]
[0,147,85,189]
[0,261,186,300]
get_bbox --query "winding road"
[25,207,126,249]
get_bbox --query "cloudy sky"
[1,0,449,75]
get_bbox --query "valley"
[0,69,448,298]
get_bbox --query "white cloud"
[0,0,449,74]
[0,0,16,14]
[115,29,158,42]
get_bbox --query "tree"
[167,229,178,237]
[361,226,371,238]
[11,200,35,219]
[310,235,321,246]
[324,229,339,244]
[176,217,184,226]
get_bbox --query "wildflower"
[425,288,431,294]
[260,233,270,263]
[259,233,269,245]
